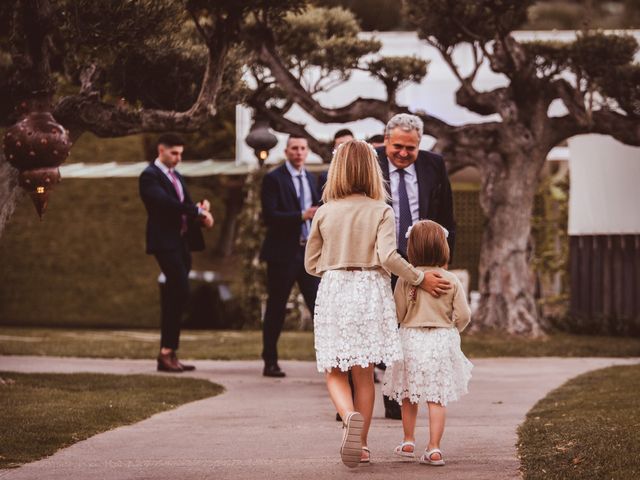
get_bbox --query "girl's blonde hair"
[407,220,450,267]
[322,140,389,202]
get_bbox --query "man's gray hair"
[385,113,424,138]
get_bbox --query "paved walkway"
[0,356,638,480]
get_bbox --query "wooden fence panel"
[569,234,640,336]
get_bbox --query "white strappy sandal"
[419,448,445,466]
[360,446,371,464]
[393,441,416,458]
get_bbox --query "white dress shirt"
[388,160,420,238]
[154,158,184,200]
[285,160,313,233]
[154,158,204,217]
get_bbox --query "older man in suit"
[139,133,214,372]
[377,113,457,418]
[378,114,456,259]
[260,135,321,377]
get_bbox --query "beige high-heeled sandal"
[340,412,363,468]
[360,446,371,464]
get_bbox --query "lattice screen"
[449,185,484,291]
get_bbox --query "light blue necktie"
[297,174,309,241]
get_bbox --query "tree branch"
[6,0,56,109]
[425,38,465,84]
[78,63,101,96]
[53,13,232,138]
[412,110,455,141]
[455,85,505,117]
[488,34,530,80]
[547,109,640,148]
[256,42,398,123]
[425,38,500,117]
[252,102,331,160]
[431,122,502,173]
[553,78,590,127]
[188,8,210,46]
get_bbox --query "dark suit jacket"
[376,146,456,258]
[260,163,321,263]
[139,163,205,254]
[318,170,328,196]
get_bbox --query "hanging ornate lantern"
[245,115,278,167]
[3,107,71,218]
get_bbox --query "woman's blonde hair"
[322,140,389,202]
[407,220,450,267]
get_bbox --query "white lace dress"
[382,327,473,406]
[313,269,403,373]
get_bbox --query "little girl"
[383,220,473,466]
[304,140,433,468]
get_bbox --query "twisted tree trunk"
[0,157,20,239]
[473,150,546,336]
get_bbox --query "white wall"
[568,134,640,235]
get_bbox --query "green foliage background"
[0,135,225,328]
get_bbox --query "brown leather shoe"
[157,351,183,372]
[172,352,195,371]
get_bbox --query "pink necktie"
[168,169,187,235]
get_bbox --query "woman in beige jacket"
[382,220,473,467]
[304,140,434,468]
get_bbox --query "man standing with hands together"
[260,135,321,377]
[139,133,214,373]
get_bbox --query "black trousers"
[262,246,320,365]
[154,240,191,351]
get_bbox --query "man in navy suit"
[260,136,321,377]
[378,114,456,260]
[139,133,214,373]
[377,113,457,419]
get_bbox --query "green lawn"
[0,327,315,359]
[462,332,640,357]
[1,327,639,359]
[518,364,640,480]
[0,372,223,468]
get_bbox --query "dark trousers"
[262,246,320,365]
[154,240,191,351]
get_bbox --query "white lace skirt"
[382,327,473,406]
[313,269,403,373]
